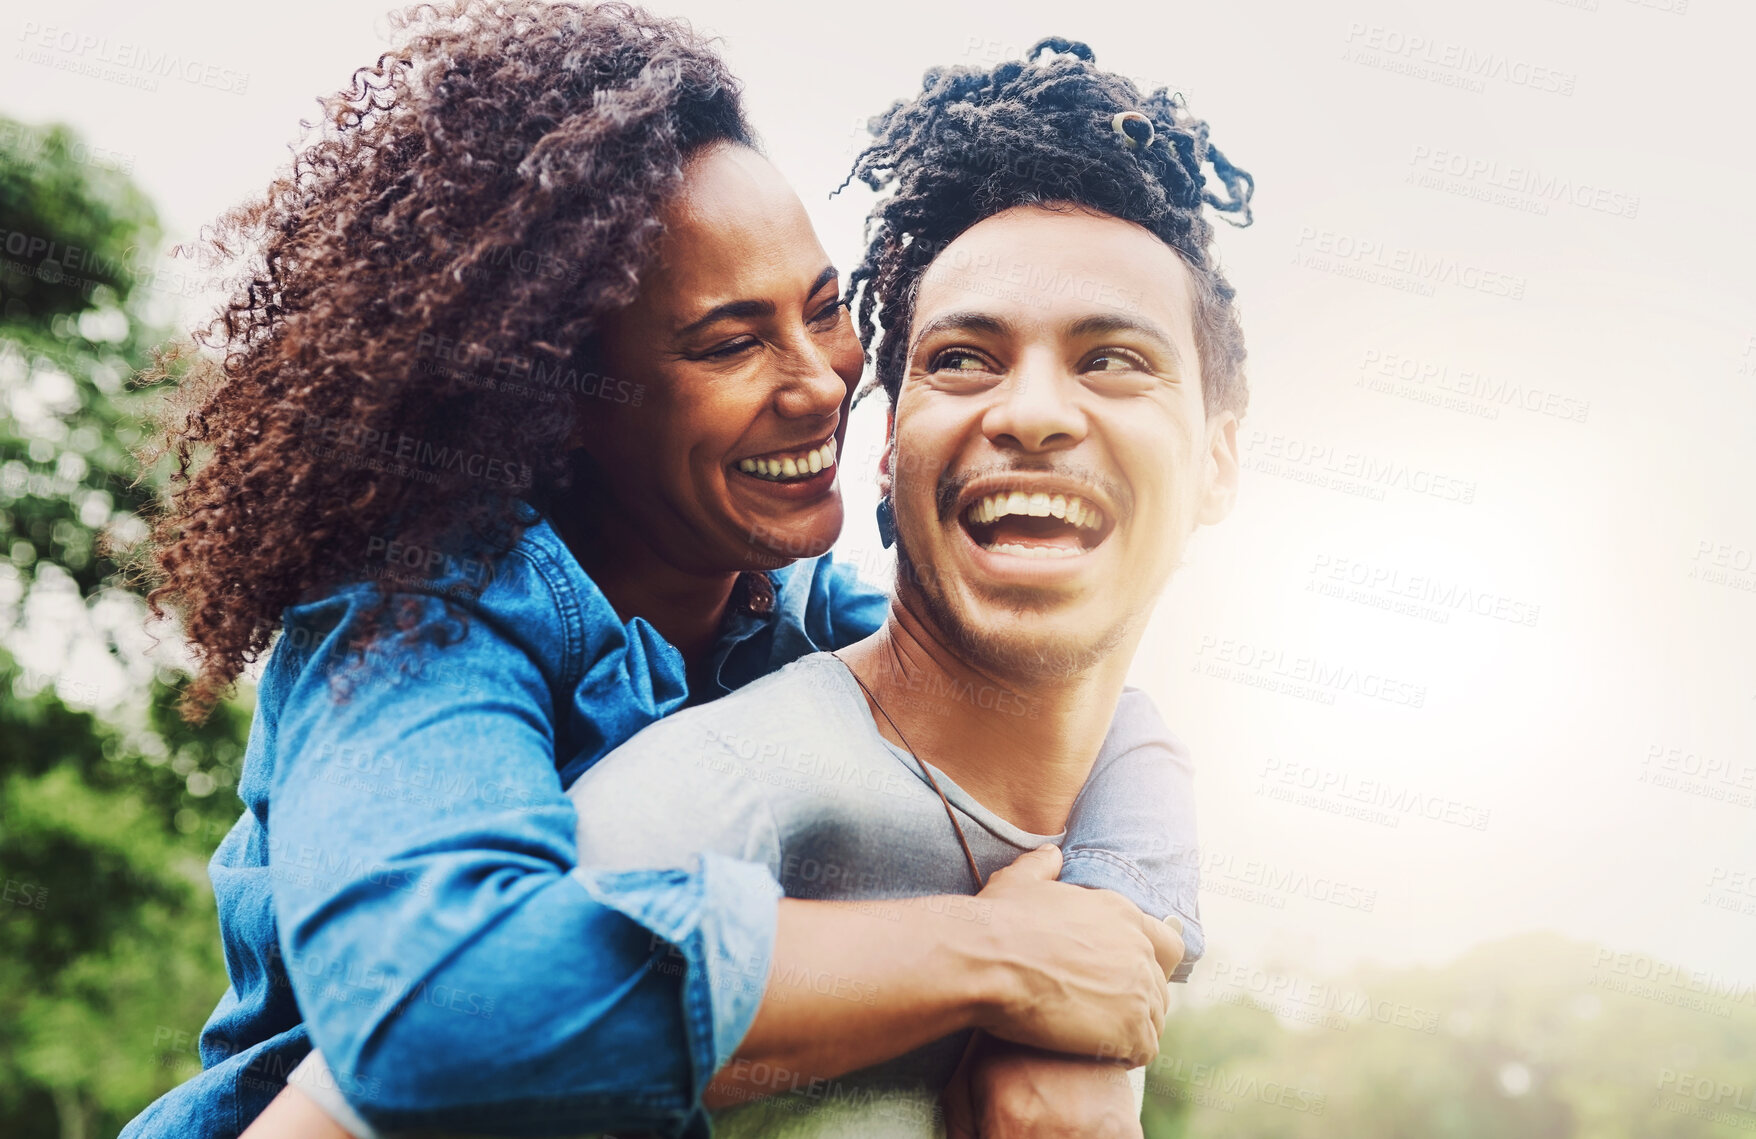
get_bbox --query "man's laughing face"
[885,204,1239,680]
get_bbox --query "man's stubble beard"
[893,538,1136,684]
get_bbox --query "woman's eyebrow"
[674,266,839,338]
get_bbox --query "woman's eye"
[700,338,758,360]
[929,349,993,373]
[809,301,845,329]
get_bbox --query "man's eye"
[1085,349,1150,372]
[929,349,993,373]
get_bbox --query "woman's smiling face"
[582,143,862,573]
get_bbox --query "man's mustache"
[927,461,1133,523]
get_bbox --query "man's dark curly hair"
[141,0,752,718]
[845,37,1254,415]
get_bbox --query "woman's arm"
[251,848,1179,1139]
[705,845,1180,1109]
[260,592,777,1137]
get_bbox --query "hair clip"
[1111,111,1155,150]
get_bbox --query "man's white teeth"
[986,542,1089,559]
[737,439,838,482]
[966,491,1105,531]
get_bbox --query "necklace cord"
[831,652,988,890]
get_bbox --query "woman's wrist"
[890,895,1017,1034]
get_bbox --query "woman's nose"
[774,338,855,420]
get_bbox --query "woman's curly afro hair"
[845,37,1254,416]
[142,0,752,718]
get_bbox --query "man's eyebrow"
[910,310,1015,351]
[674,266,839,339]
[1067,313,1183,367]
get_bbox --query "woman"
[122,4,1196,1137]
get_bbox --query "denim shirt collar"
[524,518,815,784]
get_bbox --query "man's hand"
[943,1034,1142,1139]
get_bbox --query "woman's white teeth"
[737,440,837,482]
[966,491,1105,531]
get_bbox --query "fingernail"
[1163,914,1184,935]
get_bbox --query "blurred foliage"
[0,114,250,1139]
[1145,932,1756,1139]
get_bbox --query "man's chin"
[931,599,1131,682]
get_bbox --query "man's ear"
[1198,410,1239,526]
[877,408,897,499]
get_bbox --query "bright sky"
[4,0,1753,986]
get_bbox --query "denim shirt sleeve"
[265,588,780,1137]
[1058,688,1205,982]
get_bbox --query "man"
[565,39,1251,1137]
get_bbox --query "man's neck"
[835,600,1137,836]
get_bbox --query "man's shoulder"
[567,653,859,794]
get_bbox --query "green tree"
[0,115,250,1139]
[1145,933,1756,1139]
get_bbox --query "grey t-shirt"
[566,652,1149,1137]
[288,651,1185,1137]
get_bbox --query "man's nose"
[982,358,1087,452]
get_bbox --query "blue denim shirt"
[120,518,1200,1139]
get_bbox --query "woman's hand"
[707,845,1179,1110]
[971,845,1181,1066]
[240,1086,359,1139]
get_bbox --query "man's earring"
[876,497,897,549]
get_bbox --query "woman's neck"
[550,496,738,689]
